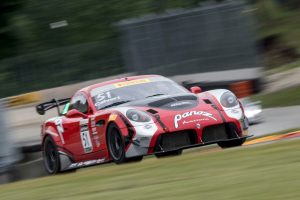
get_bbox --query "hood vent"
[148,98,174,108]
[173,95,197,101]
[148,95,198,110]
[147,109,158,115]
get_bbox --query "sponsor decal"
[68,158,105,169]
[113,79,150,88]
[80,119,88,125]
[93,91,122,109]
[54,118,65,144]
[95,96,121,108]
[80,120,93,153]
[174,110,217,128]
[182,118,209,125]
[90,117,100,147]
[170,101,192,107]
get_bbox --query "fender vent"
[203,99,212,104]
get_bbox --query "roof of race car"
[79,74,162,94]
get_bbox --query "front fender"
[204,89,244,120]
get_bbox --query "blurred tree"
[276,0,300,9]
[11,0,207,55]
[0,0,21,59]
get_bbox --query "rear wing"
[36,98,70,115]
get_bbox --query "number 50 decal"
[80,125,93,153]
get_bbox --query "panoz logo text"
[174,110,217,128]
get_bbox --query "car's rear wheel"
[107,123,127,164]
[155,149,183,158]
[217,138,246,148]
[43,136,60,174]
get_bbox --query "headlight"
[126,109,151,122]
[220,92,238,108]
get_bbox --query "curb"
[244,131,300,145]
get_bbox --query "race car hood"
[112,94,224,131]
[124,94,200,110]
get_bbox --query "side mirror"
[66,109,87,118]
[190,86,202,94]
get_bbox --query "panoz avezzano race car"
[36,75,250,174]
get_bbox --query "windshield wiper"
[146,94,165,98]
[100,100,131,109]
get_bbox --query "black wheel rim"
[109,128,124,160]
[45,140,57,173]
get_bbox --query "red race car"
[36,75,250,174]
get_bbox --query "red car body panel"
[39,75,249,171]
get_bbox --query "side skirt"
[58,151,107,171]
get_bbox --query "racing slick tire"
[107,123,144,164]
[155,150,183,158]
[217,138,246,148]
[43,136,61,174]
[107,123,143,164]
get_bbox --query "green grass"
[267,60,300,74]
[1,139,300,200]
[252,85,300,108]
[255,1,300,50]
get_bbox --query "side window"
[69,93,89,114]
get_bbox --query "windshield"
[91,79,188,110]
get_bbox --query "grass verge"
[0,139,300,200]
[252,85,300,108]
[266,60,300,75]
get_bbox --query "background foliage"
[0,0,299,97]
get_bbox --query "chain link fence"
[0,1,260,98]
[0,39,123,97]
[117,1,260,76]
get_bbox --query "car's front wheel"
[107,123,144,164]
[43,136,61,174]
[107,123,128,164]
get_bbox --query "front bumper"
[154,135,251,154]
[125,122,251,158]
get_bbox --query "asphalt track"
[248,105,300,137]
